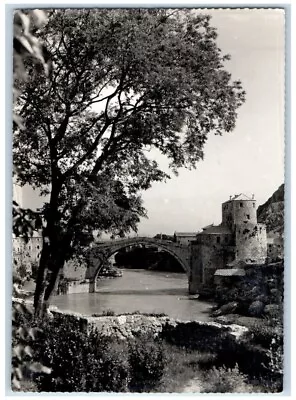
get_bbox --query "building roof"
[175,232,198,237]
[214,268,246,277]
[224,193,254,202]
[198,225,232,235]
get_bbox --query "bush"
[161,321,233,352]
[128,334,166,392]
[11,301,51,391]
[242,321,283,349]
[18,313,167,392]
[33,315,130,392]
[102,309,116,316]
[201,364,253,393]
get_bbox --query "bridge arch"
[86,237,191,292]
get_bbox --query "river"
[51,269,214,321]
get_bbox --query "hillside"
[257,184,284,237]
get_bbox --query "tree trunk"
[34,230,71,318]
[39,268,61,317]
[34,239,51,317]
[34,251,64,318]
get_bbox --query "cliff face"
[257,184,284,237]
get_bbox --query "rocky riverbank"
[13,297,283,393]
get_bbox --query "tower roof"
[223,193,255,203]
[232,193,253,201]
[199,225,232,235]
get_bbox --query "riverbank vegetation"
[13,309,283,393]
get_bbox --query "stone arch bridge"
[85,237,192,293]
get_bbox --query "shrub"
[201,364,253,393]
[102,309,116,316]
[11,301,51,391]
[161,321,233,352]
[20,313,168,392]
[33,315,130,392]
[128,334,166,392]
[242,322,283,349]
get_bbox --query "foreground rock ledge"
[13,298,248,341]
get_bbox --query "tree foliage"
[13,9,245,312]
[12,9,53,391]
[13,9,50,241]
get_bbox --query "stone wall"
[222,199,257,228]
[57,280,91,295]
[46,307,248,341]
[189,241,235,294]
[235,223,267,263]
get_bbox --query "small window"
[246,214,250,220]
[37,245,40,249]
[253,203,255,208]
[225,237,228,243]
[240,202,243,208]
[216,236,220,244]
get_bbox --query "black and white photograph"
[10,4,287,394]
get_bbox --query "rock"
[214,314,238,325]
[248,300,264,317]
[250,286,261,296]
[264,304,281,317]
[255,294,268,303]
[212,301,239,317]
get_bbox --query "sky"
[138,8,285,236]
[16,8,285,237]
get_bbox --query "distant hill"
[257,184,284,237]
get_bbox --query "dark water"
[51,269,214,321]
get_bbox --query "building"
[189,193,267,294]
[12,180,42,275]
[12,233,42,276]
[174,232,198,245]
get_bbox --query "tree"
[13,9,245,315]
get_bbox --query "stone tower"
[189,193,267,294]
[222,193,257,229]
[222,194,267,264]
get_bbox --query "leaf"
[41,365,52,374]
[16,35,34,55]
[31,9,47,28]
[28,327,42,340]
[24,345,33,357]
[11,376,21,390]
[13,344,24,361]
[29,362,51,374]
[14,366,23,381]
[17,326,27,340]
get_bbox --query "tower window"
[216,236,220,244]
[253,203,255,208]
[246,214,250,220]
[240,202,243,208]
